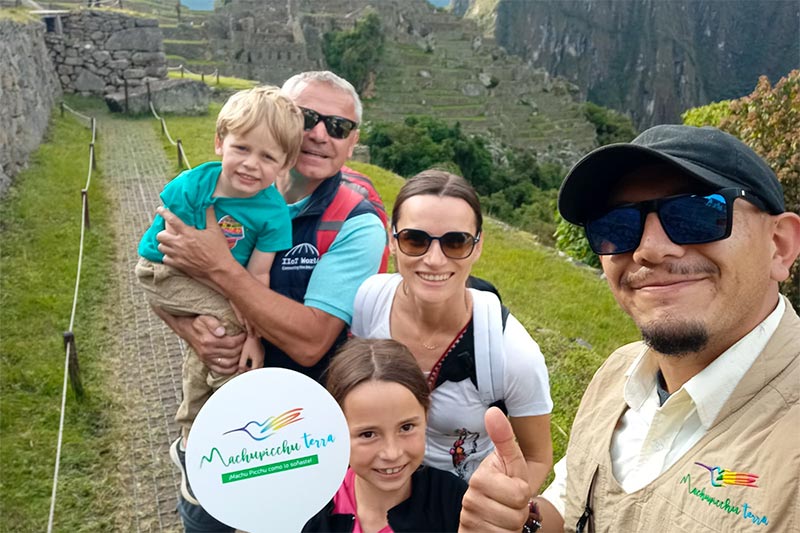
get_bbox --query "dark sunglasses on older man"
[585,187,767,255]
[299,107,358,139]
[393,227,481,259]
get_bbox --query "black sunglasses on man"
[300,107,358,140]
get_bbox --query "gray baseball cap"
[557,124,786,225]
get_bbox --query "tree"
[583,101,637,146]
[322,12,385,94]
[449,135,493,194]
[363,119,453,177]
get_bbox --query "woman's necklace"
[404,282,471,351]
[421,338,440,351]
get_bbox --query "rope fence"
[89,0,122,7]
[148,91,192,170]
[168,63,221,85]
[48,102,98,533]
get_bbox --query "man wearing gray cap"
[459,125,800,533]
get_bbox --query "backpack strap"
[470,288,506,406]
[316,184,366,257]
[352,274,399,336]
[341,165,389,271]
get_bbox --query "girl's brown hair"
[391,169,483,235]
[326,337,430,412]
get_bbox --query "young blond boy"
[135,86,303,504]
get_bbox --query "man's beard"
[639,319,709,356]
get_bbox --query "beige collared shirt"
[542,297,786,515]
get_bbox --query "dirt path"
[99,111,184,532]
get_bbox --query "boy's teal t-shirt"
[138,161,292,265]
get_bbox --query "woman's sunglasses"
[392,227,481,259]
[585,187,766,255]
[299,107,358,139]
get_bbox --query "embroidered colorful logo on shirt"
[694,462,759,488]
[218,215,244,250]
[679,471,769,526]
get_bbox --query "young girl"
[303,338,467,533]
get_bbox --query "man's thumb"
[485,406,528,479]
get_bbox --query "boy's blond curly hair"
[216,85,304,168]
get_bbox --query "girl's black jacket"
[302,466,467,532]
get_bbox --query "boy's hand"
[229,301,254,336]
[239,335,264,373]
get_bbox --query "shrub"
[554,211,600,268]
[683,70,799,306]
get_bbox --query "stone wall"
[44,9,168,95]
[0,16,61,196]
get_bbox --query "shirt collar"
[624,297,786,426]
[684,297,785,428]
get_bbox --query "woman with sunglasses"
[351,169,553,495]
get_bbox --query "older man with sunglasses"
[459,125,800,533]
[154,71,386,532]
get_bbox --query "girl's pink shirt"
[333,467,394,533]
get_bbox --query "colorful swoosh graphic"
[695,462,759,488]
[223,407,304,441]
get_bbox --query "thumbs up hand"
[459,407,531,532]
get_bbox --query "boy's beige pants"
[135,258,244,440]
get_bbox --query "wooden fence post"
[63,332,85,400]
[81,189,91,229]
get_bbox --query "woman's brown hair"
[391,169,483,235]
[326,337,430,412]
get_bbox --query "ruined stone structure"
[44,9,168,95]
[0,15,61,196]
[203,0,316,85]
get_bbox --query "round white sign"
[186,368,350,532]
